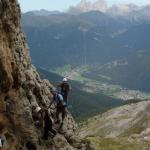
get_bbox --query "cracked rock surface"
[0,0,82,149]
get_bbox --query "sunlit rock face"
[0,0,79,149]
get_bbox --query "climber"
[32,106,57,140]
[50,88,67,127]
[0,137,2,150]
[31,105,40,128]
[0,129,4,150]
[57,77,71,104]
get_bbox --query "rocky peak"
[69,0,107,14]
[0,0,80,149]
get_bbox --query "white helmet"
[35,107,41,113]
[63,78,68,82]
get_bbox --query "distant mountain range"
[68,0,107,14]
[22,10,150,67]
[22,8,150,93]
[24,9,61,16]
[68,0,150,22]
[22,1,150,20]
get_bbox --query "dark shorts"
[57,105,66,113]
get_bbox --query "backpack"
[60,82,70,93]
[54,93,66,107]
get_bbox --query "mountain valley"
[22,8,150,121]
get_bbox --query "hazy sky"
[18,0,150,12]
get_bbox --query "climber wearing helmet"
[57,77,71,104]
[50,88,67,127]
[32,106,56,140]
[63,78,67,82]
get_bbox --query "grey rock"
[0,0,80,149]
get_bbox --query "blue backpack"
[54,93,66,106]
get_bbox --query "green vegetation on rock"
[86,137,150,150]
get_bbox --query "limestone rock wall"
[0,0,78,149]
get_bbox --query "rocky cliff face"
[0,0,80,149]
